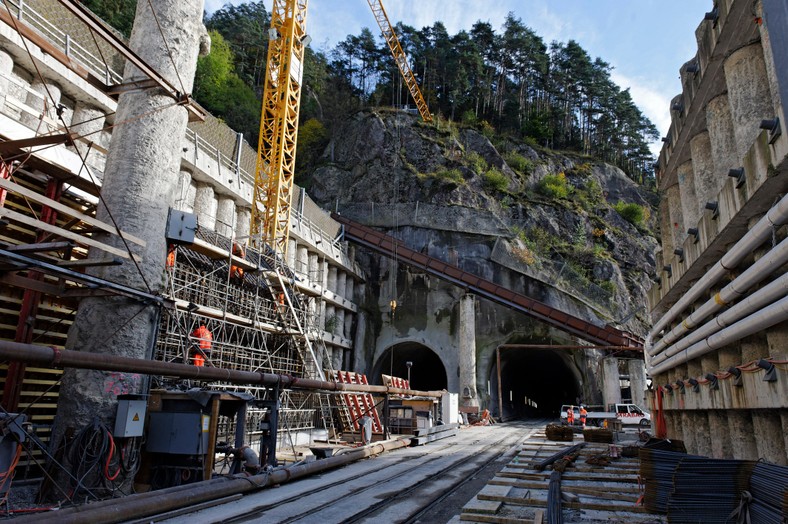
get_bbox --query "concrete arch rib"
[371,341,448,391]
[488,347,582,421]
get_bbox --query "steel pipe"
[0,340,444,398]
[18,438,411,524]
[647,193,788,344]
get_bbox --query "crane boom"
[251,0,308,256]
[366,0,432,122]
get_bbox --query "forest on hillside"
[84,1,659,182]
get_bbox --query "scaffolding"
[154,225,349,450]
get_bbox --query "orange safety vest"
[567,407,574,424]
[192,325,212,350]
[230,243,245,280]
[193,352,205,367]
[166,245,176,268]
[580,407,587,424]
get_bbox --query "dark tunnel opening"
[372,342,448,391]
[489,348,581,422]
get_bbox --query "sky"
[203,0,715,155]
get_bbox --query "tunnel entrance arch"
[372,342,447,391]
[489,347,582,421]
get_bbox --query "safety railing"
[5,0,123,85]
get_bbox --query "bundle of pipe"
[749,462,788,523]
[546,470,562,524]
[638,448,693,513]
[666,457,754,523]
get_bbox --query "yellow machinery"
[251,0,430,256]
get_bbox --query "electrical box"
[441,393,459,424]
[145,412,210,455]
[165,208,198,245]
[114,397,147,438]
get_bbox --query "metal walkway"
[332,214,643,349]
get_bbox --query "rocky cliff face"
[305,109,658,350]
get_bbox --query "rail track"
[154,419,547,524]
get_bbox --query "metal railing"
[184,127,255,189]
[6,0,123,85]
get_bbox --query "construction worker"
[166,244,176,270]
[580,405,588,428]
[191,324,212,367]
[566,405,575,426]
[230,242,245,284]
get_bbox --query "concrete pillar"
[680,411,698,454]
[336,271,347,300]
[193,182,217,231]
[353,310,367,369]
[286,239,297,269]
[296,245,309,279]
[308,253,319,283]
[175,169,193,211]
[344,311,353,340]
[708,411,733,459]
[627,359,646,409]
[688,131,717,219]
[327,266,338,294]
[706,94,739,179]
[601,357,620,409]
[235,207,250,244]
[458,294,478,408]
[676,160,699,231]
[332,347,343,371]
[723,43,774,160]
[215,195,235,238]
[321,259,329,289]
[756,6,784,127]
[728,411,759,460]
[335,310,345,337]
[666,184,684,248]
[752,411,787,465]
[325,304,336,333]
[53,0,207,452]
[0,49,13,104]
[22,78,61,130]
[69,102,107,178]
[658,199,674,257]
[345,276,355,302]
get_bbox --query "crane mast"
[252,0,429,258]
[366,0,432,123]
[251,0,308,257]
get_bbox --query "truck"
[561,403,651,427]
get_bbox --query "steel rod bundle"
[639,448,693,513]
[666,457,754,523]
[749,462,788,524]
[534,442,586,472]
[546,470,562,524]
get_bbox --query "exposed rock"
[307,109,657,337]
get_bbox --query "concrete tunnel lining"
[489,348,582,421]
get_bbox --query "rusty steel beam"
[0,339,445,398]
[333,214,643,349]
[55,0,204,121]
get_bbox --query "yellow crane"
[250,0,430,256]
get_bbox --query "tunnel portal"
[489,348,582,421]
[372,342,448,391]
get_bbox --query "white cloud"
[611,71,672,156]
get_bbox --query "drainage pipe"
[648,292,788,376]
[0,340,444,398]
[649,271,788,368]
[647,193,788,345]
[19,438,411,524]
[648,235,788,357]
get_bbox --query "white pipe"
[648,292,788,376]
[649,271,788,368]
[648,235,788,357]
[647,193,788,343]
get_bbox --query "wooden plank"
[477,494,649,513]
[533,509,543,524]
[562,486,639,502]
[459,514,536,523]
[0,176,146,247]
[0,208,141,261]
[462,495,503,516]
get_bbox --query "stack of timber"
[459,429,665,523]
[545,424,573,442]
[582,428,614,444]
[410,423,460,446]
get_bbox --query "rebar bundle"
[639,448,693,513]
[666,457,754,523]
[749,462,788,524]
